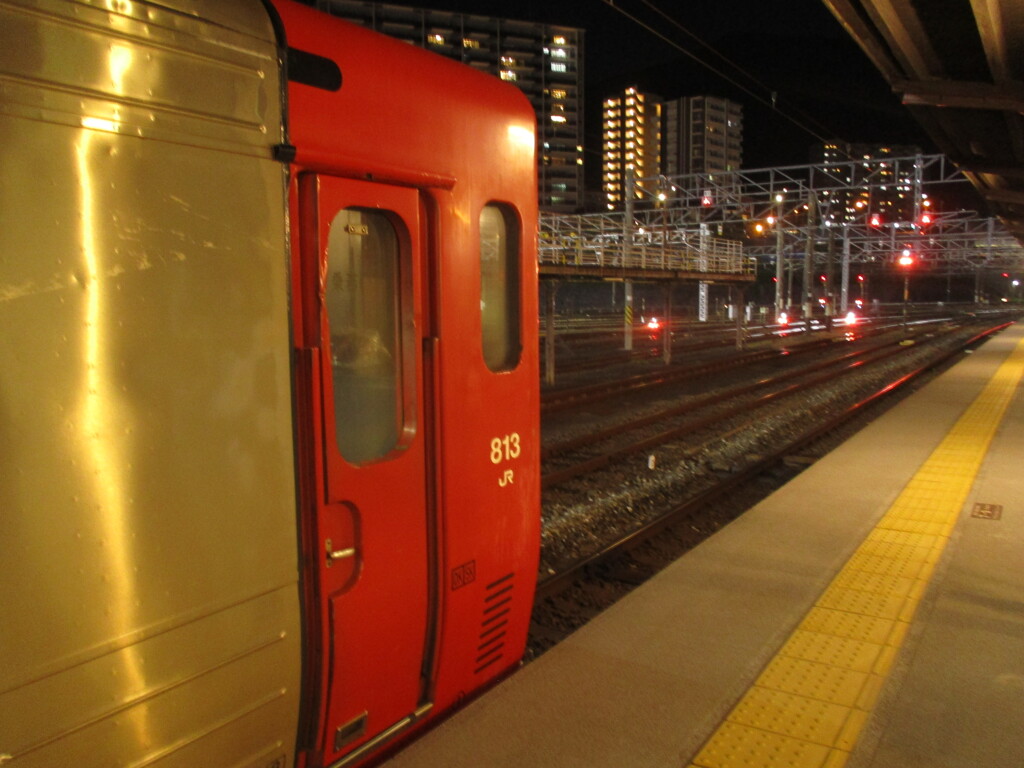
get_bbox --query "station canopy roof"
[823,0,1024,243]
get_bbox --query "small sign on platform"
[971,502,1003,520]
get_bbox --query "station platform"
[384,322,1024,768]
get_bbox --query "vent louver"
[475,573,514,675]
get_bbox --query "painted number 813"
[490,433,521,464]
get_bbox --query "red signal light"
[870,213,881,227]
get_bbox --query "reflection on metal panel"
[0,588,297,767]
[0,1,300,767]
[0,0,276,153]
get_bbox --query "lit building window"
[551,48,567,58]
[500,70,517,81]
[551,115,567,123]
[551,62,567,72]
[553,35,566,44]
[463,38,480,48]
[427,33,444,45]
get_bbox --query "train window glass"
[479,203,521,371]
[325,208,405,464]
[287,47,342,91]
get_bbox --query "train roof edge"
[271,0,538,188]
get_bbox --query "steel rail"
[541,342,830,414]
[540,339,916,488]
[541,334,926,461]
[533,321,1013,601]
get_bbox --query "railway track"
[541,339,828,413]
[528,318,1015,656]
[540,333,942,488]
[538,310,970,385]
[540,323,765,377]
[539,313,966,413]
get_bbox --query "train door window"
[479,203,521,371]
[325,208,407,464]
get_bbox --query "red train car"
[277,1,541,764]
[0,1,539,767]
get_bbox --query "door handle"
[325,539,356,567]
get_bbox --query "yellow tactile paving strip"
[687,335,1024,768]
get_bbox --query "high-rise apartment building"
[309,0,585,213]
[811,142,924,226]
[601,91,742,209]
[663,96,743,177]
[602,87,662,209]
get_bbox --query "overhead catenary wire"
[601,0,844,148]
[633,0,845,144]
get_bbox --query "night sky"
[428,0,936,170]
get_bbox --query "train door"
[299,174,433,765]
